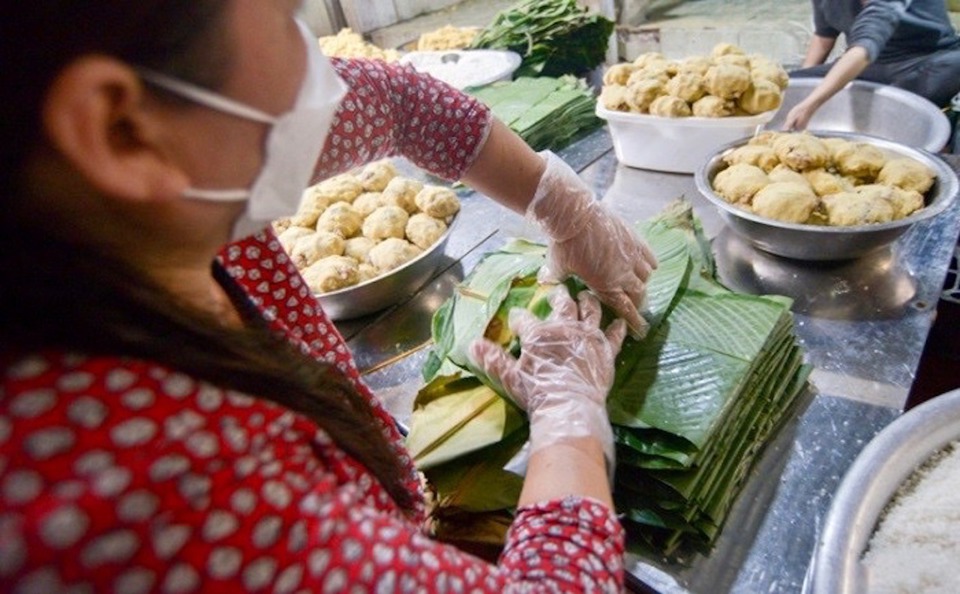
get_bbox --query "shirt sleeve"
[813,4,841,38]
[313,58,494,183]
[847,0,911,62]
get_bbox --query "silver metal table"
[337,127,960,594]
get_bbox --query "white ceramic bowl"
[694,131,959,261]
[597,104,779,174]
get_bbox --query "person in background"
[785,0,960,130]
[0,0,657,591]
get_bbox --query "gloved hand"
[468,286,627,477]
[528,151,658,337]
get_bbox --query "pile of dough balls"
[318,28,400,62]
[710,131,936,226]
[273,160,460,294]
[416,25,480,51]
[600,43,788,118]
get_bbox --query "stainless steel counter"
[337,127,960,594]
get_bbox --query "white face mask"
[139,19,347,239]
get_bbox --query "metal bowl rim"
[808,388,960,594]
[694,130,959,234]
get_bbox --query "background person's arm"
[783,45,871,130]
[802,33,837,67]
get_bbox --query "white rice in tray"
[863,441,960,593]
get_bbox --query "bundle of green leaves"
[470,0,615,78]
[407,200,811,557]
[468,76,602,152]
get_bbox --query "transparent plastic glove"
[529,151,658,337]
[468,286,627,476]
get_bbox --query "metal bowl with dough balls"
[694,131,959,261]
[765,78,951,152]
[316,214,457,320]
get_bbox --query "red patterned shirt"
[0,60,625,592]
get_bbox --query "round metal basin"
[695,131,959,261]
[765,78,951,152]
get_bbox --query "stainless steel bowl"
[764,79,951,152]
[805,388,960,594]
[694,131,959,261]
[316,215,456,320]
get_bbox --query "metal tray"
[317,215,456,321]
[806,387,960,594]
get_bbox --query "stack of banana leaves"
[406,200,812,557]
[468,76,602,152]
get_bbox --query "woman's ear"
[41,55,191,202]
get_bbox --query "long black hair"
[0,1,417,514]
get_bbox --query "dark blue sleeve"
[847,0,910,61]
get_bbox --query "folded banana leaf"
[406,199,812,557]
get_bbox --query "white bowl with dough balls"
[597,106,778,173]
[694,131,959,261]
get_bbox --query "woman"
[785,0,960,130]
[0,0,656,591]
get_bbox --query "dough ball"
[833,142,887,179]
[633,52,668,68]
[803,168,855,197]
[302,255,360,293]
[362,205,409,240]
[822,192,895,226]
[677,55,714,76]
[768,164,811,186]
[749,57,789,90]
[819,137,850,158]
[877,157,936,193]
[316,202,363,237]
[714,53,751,70]
[712,42,745,58]
[627,62,672,86]
[723,144,779,172]
[703,63,752,99]
[738,79,782,114]
[649,95,692,118]
[277,226,314,254]
[343,236,378,262]
[600,84,631,111]
[748,130,783,147]
[368,237,422,272]
[357,160,397,192]
[406,213,448,249]
[712,163,770,205]
[772,133,830,171]
[625,78,666,113]
[884,186,926,219]
[666,71,706,103]
[415,186,461,219]
[294,175,364,227]
[752,182,819,223]
[357,263,380,283]
[352,192,383,217]
[272,217,293,235]
[692,95,735,117]
[380,177,423,213]
[290,231,346,269]
[603,63,636,86]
